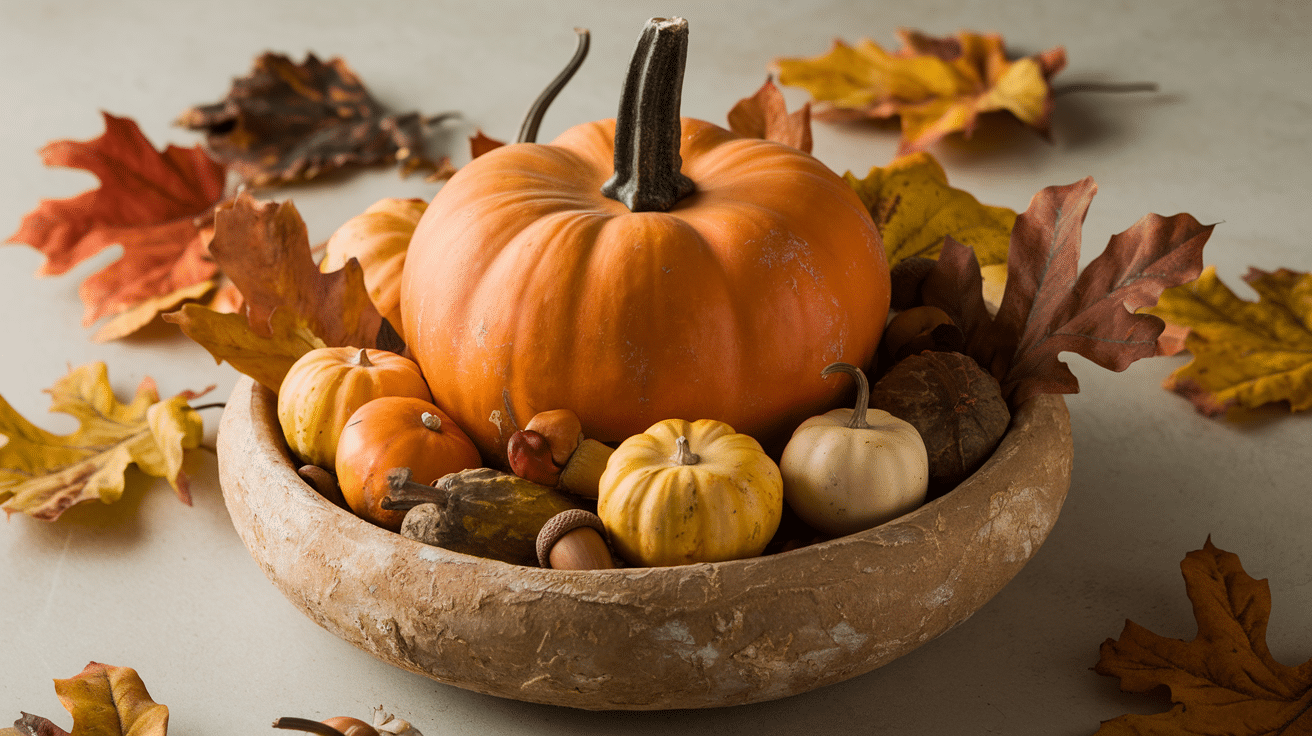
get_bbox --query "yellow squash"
[598,418,782,567]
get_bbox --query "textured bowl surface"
[218,375,1072,710]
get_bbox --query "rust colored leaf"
[178,52,450,185]
[5,112,226,339]
[164,191,395,390]
[776,29,1066,153]
[922,178,1211,407]
[1094,539,1312,735]
[7,713,69,736]
[470,129,507,160]
[1148,266,1312,415]
[726,77,813,153]
[0,363,208,521]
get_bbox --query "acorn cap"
[536,509,609,568]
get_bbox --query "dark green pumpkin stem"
[821,362,871,430]
[517,27,591,144]
[601,17,696,212]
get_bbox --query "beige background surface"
[1,0,1309,733]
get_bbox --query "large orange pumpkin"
[401,18,890,461]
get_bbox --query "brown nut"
[524,409,584,467]
[536,509,616,570]
[507,429,562,486]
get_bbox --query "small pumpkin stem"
[821,362,872,430]
[600,17,696,212]
[351,347,374,368]
[672,435,700,465]
[517,27,591,144]
[272,718,345,736]
[421,412,442,431]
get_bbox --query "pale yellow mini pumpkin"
[779,362,928,536]
[598,418,783,567]
[320,198,427,335]
[277,347,432,469]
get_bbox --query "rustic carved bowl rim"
[217,375,1072,711]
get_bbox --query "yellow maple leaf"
[1147,266,1312,415]
[0,363,208,520]
[776,29,1066,153]
[164,304,328,393]
[58,664,169,736]
[845,151,1015,270]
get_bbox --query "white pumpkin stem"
[821,362,872,430]
[421,412,442,431]
[351,348,374,368]
[672,435,700,465]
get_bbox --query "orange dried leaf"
[5,112,226,338]
[1094,539,1312,735]
[726,77,813,153]
[0,363,208,521]
[776,29,1065,153]
[469,129,507,160]
[164,191,396,390]
[178,52,450,185]
[1147,266,1312,415]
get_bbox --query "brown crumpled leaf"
[163,191,396,392]
[920,177,1212,407]
[0,362,209,521]
[178,52,452,186]
[775,29,1066,153]
[469,129,507,160]
[5,112,228,342]
[726,77,813,153]
[4,663,169,736]
[1147,266,1312,416]
[1093,539,1312,735]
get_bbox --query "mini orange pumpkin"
[402,18,890,462]
[336,396,482,531]
[276,347,432,469]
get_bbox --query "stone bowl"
[217,375,1072,710]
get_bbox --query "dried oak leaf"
[5,112,227,342]
[922,177,1212,407]
[0,363,208,521]
[726,77,813,153]
[1094,539,1312,735]
[775,29,1066,153]
[177,52,450,185]
[1146,266,1312,415]
[3,663,169,736]
[163,191,393,392]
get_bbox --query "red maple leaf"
[6,112,228,339]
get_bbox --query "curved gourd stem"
[352,348,374,368]
[600,17,696,212]
[672,436,701,465]
[272,718,345,736]
[516,27,591,144]
[822,362,872,430]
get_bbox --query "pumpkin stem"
[672,435,700,465]
[351,347,374,368]
[421,412,442,432]
[600,17,696,212]
[517,27,591,144]
[822,362,872,430]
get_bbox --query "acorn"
[536,509,617,570]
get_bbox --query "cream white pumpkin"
[780,362,928,536]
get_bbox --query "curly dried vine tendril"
[516,27,591,143]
